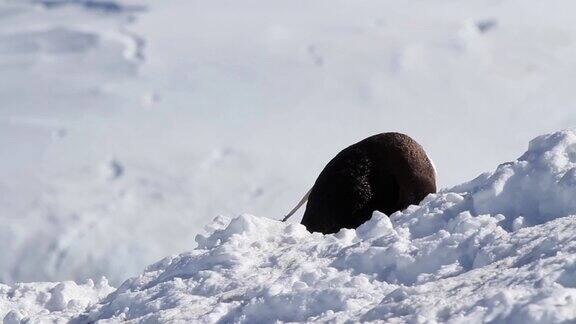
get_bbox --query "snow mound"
[453,130,576,228]
[4,130,576,323]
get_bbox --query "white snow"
[3,0,576,286]
[3,130,576,322]
[3,0,576,321]
[0,278,114,323]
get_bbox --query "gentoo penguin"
[285,132,436,234]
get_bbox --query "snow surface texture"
[0,279,114,323]
[3,130,576,322]
[4,0,576,288]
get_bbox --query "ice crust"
[3,130,576,323]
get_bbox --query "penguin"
[284,132,436,234]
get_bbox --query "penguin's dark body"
[301,132,436,234]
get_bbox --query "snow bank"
[83,213,576,323]
[3,130,576,322]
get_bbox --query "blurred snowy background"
[1,0,576,285]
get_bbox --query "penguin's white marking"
[426,152,437,178]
